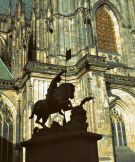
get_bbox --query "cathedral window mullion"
[120,122,124,146]
[110,107,127,147]
[122,123,127,146]
[117,122,122,146]
[115,122,119,146]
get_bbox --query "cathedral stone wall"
[0,0,135,162]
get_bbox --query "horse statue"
[29,71,95,127]
[29,82,75,127]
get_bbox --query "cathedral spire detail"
[16,0,25,19]
[8,0,12,16]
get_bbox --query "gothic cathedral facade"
[0,0,135,162]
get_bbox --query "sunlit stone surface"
[0,0,135,162]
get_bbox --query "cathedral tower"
[0,0,135,162]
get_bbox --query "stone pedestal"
[21,131,102,162]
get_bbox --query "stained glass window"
[96,6,117,52]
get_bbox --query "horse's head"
[68,83,75,99]
[53,83,75,101]
[60,83,75,99]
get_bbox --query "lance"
[65,48,71,82]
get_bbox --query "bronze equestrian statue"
[29,70,94,127]
[29,70,75,127]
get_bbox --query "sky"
[0,0,32,19]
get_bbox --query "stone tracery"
[0,95,14,162]
[110,107,127,147]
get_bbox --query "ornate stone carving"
[25,55,106,75]
[105,73,135,86]
[0,80,15,90]
[110,107,123,123]
[24,55,135,87]
[0,95,13,120]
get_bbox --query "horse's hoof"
[33,127,39,133]
[42,124,46,128]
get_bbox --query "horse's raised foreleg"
[62,100,73,112]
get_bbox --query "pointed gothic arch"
[0,35,6,59]
[93,0,121,21]
[96,5,117,52]
[0,93,16,162]
[93,1,122,56]
[108,88,135,161]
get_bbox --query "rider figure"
[46,70,67,101]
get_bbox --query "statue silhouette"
[46,70,66,99]
[29,70,75,127]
